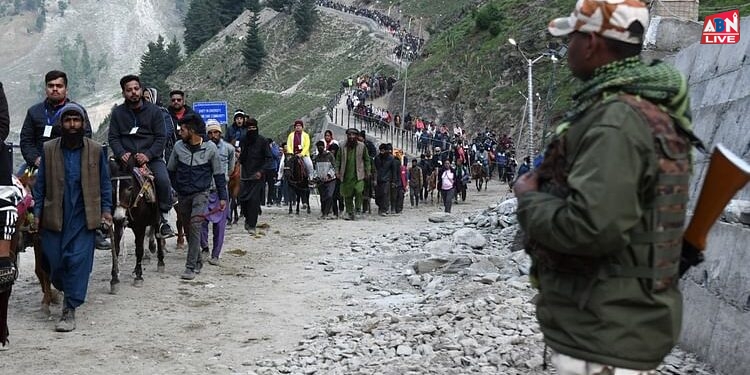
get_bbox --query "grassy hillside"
[377,0,575,151]
[383,0,747,149]
[168,9,397,141]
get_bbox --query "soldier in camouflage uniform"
[514,0,695,373]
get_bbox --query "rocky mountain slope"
[167,7,397,140]
[0,0,184,140]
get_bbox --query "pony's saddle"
[132,165,157,206]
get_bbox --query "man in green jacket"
[514,0,693,373]
[336,128,371,221]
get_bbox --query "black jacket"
[374,154,398,183]
[20,97,93,166]
[168,106,205,137]
[108,100,166,161]
[0,82,8,142]
[239,135,273,180]
[0,82,10,185]
[364,139,377,160]
[419,159,433,178]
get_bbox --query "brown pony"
[16,169,60,315]
[426,169,438,204]
[471,162,489,191]
[228,161,241,223]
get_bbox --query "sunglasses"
[171,98,183,102]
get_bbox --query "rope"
[190,206,225,223]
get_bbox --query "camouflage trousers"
[551,351,658,375]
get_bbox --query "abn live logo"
[702,10,740,44]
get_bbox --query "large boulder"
[423,239,453,254]
[428,212,452,223]
[413,258,450,274]
[493,198,518,216]
[452,228,487,249]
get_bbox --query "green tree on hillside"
[245,0,261,13]
[293,0,318,42]
[57,1,67,16]
[243,9,265,75]
[34,5,45,31]
[166,35,182,67]
[139,35,182,97]
[216,0,247,27]
[267,0,293,13]
[474,2,503,36]
[184,0,223,53]
[57,34,107,97]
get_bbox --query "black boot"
[158,213,176,239]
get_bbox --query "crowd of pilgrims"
[316,0,425,61]
[290,126,532,220]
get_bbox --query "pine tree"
[184,0,223,54]
[166,36,182,68]
[34,5,45,31]
[245,0,260,13]
[139,35,172,96]
[216,0,246,27]
[293,0,318,42]
[243,10,265,75]
[266,0,292,13]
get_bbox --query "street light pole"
[508,38,554,165]
[526,58,534,161]
[541,56,559,151]
[402,60,408,120]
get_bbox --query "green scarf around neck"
[558,57,692,135]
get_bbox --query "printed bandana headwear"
[549,0,649,44]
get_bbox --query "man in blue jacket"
[19,70,108,250]
[20,70,92,168]
[108,75,175,238]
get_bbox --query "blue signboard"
[193,101,228,125]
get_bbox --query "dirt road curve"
[5,181,511,374]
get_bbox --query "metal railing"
[330,107,419,155]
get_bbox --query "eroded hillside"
[0,0,184,138]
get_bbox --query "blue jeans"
[148,159,173,214]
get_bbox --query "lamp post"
[401,45,409,121]
[541,54,560,151]
[508,38,554,164]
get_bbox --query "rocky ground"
[5,181,716,374]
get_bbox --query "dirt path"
[5,179,511,374]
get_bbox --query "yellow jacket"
[286,131,311,157]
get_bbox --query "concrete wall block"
[670,17,750,375]
[687,93,750,203]
[680,258,750,375]
[681,279,750,375]
[694,67,750,108]
[679,281,720,356]
[682,222,750,311]
[674,19,750,83]
[711,33,750,76]
[649,18,703,51]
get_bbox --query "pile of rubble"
[250,198,716,375]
